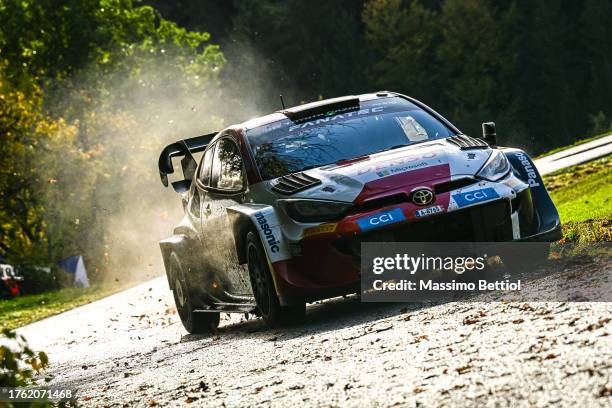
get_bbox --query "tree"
[0,68,86,262]
[0,1,225,281]
[227,0,370,109]
[363,0,441,104]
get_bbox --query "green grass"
[536,131,611,158]
[544,156,612,242]
[0,285,123,330]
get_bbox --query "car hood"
[287,139,492,203]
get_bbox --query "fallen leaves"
[455,364,472,374]
[579,317,611,332]
[463,310,487,325]
[599,385,612,397]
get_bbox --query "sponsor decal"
[374,161,429,178]
[515,152,540,188]
[302,223,337,238]
[289,107,384,132]
[357,208,406,232]
[361,152,437,178]
[255,212,280,253]
[467,153,476,160]
[452,188,499,207]
[414,205,443,218]
[321,186,336,193]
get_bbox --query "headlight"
[278,199,352,223]
[477,150,510,181]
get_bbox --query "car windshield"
[246,97,457,180]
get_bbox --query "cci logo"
[356,208,406,232]
[452,188,499,208]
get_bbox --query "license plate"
[414,205,443,218]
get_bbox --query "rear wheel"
[246,232,305,327]
[170,254,220,334]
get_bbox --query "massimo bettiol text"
[359,242,558,302]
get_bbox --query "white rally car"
[158,92,561,332]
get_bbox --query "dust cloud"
[55,45,281,287]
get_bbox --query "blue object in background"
[58,255,90,287]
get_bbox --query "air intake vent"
[446,135,489,150]
[271,172,322,195]
[434,177,477,194]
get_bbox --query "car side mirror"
[481,122,497,147]
[171,179,191,193]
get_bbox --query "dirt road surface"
[20,255,612,407]
[15,141,612,407]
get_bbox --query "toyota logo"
[411,188,434,206]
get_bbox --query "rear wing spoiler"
[158,132,217,192]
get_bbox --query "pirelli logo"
[302,223,337,238]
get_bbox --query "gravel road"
[15,143,612,407]
[20,254,612,407]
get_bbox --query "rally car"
[158,92,561,333]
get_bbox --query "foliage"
[0,71,85,262]
[544,156,612,242]
[560,220,611,244]
[0,0,225,281]
[148,0,612,154]
[0,328,48,386]
[17,266,73,295]
[1,0,611,287]
[0,285,124,330]
[545,156,612,223]
[226,0,369,109]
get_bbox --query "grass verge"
[544,156,611,242]
[0,285,125,330]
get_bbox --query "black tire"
[246,231,305,327]
[169,253,220,334]
[501,243,551,271]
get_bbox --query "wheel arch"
[228,211,257,265]
[226,204,292,265]
[159,234,192,290]
[502,147,561,235]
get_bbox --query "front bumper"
[519,223,562,242]
[271,183,560,304]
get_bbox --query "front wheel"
[170,254,220,334]
[246,232,305,327]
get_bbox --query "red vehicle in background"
[0,264,23,298]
